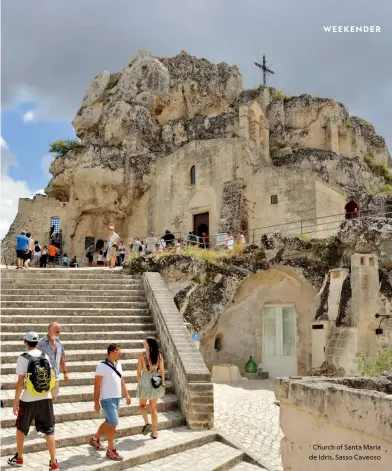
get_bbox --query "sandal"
[142,423,152,435]
[150,433,158,439]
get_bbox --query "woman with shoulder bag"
[136,337,165,439]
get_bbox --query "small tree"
[355,348,392,376]
[49,139,84,157]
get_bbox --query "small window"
[332,271,340,279]
[271,195,278,205]
[360,257,365,265]
[369,257,375,267]
[190,166,196,185]
[50,216,60,234]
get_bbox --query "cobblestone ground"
[214,379,283,471]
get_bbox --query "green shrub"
[272,90,292,102]
[369,184,392,196]
[364,155,392,184]
[156,245,245,264]
[355,348,392,376]
[357,118,375,132]
[49,139,84,157]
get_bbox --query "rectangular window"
[50,217,60,234]
[271,195,278,205]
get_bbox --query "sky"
[1,0,391,239]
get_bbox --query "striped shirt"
[37,336,65,380]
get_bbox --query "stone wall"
[143,272,214,429]
[2,195,68,263]
[315,179,346,238]
[275,375,392,471]
[201,267,318,377]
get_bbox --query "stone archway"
[201,266,317,376]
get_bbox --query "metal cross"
[254,55,275,86]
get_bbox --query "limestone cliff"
[4,49,391,263]
[46,49,390,209]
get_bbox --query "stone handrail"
[143,272,214,429]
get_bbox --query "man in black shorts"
[7,332,59,470]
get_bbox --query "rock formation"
[3,49,392,262]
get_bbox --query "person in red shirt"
[47,242,59,268]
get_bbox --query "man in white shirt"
[90,344,131,461]
[107,226,120,268]
[145,232,158,255]
[7,332,59,470]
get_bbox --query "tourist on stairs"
[107,226,120,268]
[90,344,131,461]
[38,323,68,401]
[7,331,59,470]
[136,337,165,439]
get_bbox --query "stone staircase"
[0,268,263,470]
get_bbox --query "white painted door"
[262,305,297,378]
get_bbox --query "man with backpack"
[89,344,131,461]
[7,332,59,470]
[38,323,68,401]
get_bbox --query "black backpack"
[21,352,55,396]
[35,245,40,252]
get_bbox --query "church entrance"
[193,212,209,239]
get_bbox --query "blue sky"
[2,103,75,188]
[1,0,391,239]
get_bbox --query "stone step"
[1,381,174,407]
[0,370,142,389]
[0,358,139,375]
[0,289,145,296]
[1,283,143,291]
[0,322,156,333]
[1,338,146,353]
[0,427,215,470]
[1,300,149,308]
[1,272,139,280]
[1,294,146,302]
[1,348,146,365]
[230,463,266,470]
[0,409,184,456]
[1,279,143,287]
[1,268,128,273]
[1,310,150,319]
[0,330,157,342]
[123,440,245,471]
[0,394,179,427]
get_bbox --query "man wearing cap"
[107,226,120,268]
[7,332,59,470]
[38,322,68,401]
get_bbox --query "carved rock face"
[116,50,171,112]
[101,101,159,150]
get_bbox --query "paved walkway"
[214,379,283,471]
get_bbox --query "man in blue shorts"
[15,231,29,269]
[90,344,131,461]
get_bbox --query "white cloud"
[0,176,33,239]
[1,137,17,175]
[0,137,37,239]
[22,110,36,123]
[41,154,55,181]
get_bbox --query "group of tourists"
[7,325,165,469]
[15,231,60,269]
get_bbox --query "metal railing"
[128,206,392,250]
